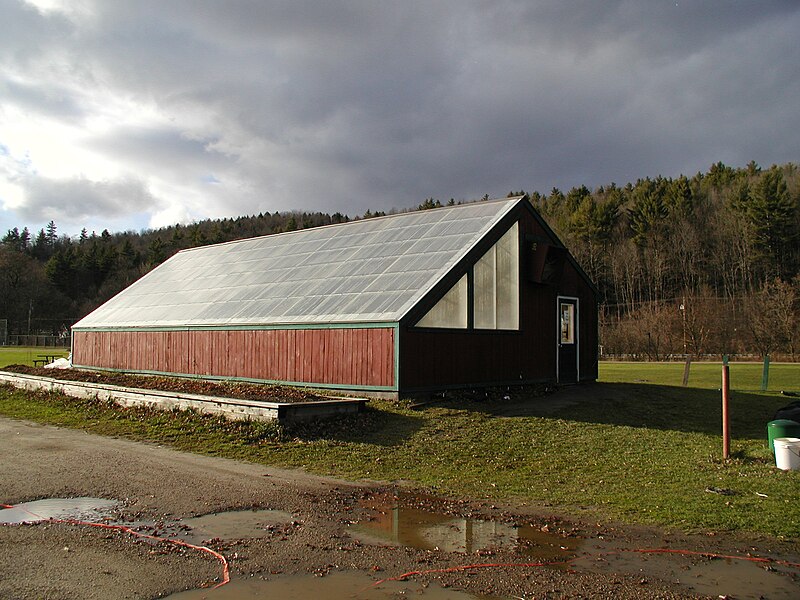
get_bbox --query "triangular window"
[415,221,519,330]
[416,274,468,328]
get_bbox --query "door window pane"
[560,302,574,344]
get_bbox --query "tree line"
[0,210,351,338]
[528,161,799,359]
[1,161,798,358]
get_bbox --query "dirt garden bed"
[3,364,321,403]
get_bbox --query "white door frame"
[556,296,579,383]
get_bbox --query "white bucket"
[774,437,800,471]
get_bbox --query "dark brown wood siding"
[556,260,599,382]
[73,327,395,389]
[399,204,598,391]
[400,285,558,389]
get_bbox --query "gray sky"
[1,0,798,238]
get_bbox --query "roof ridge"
[178,196,522,254]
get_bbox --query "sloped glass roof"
[74,197,521,328]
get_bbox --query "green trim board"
[70,364,398,393]
[72,322,399,333]
[394,322,401,391]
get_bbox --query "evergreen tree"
[147,237,167,265]
[119,239,137,269]
[667,175,693,217]
[2,228,21,251]
[417,198,441,210]
[744,167,797,276]
[706,161,736,188]
[2,161,798,357]
[45,221,58,245]
[628,179,668,245]
[45,247,78,298]
[31,228,50,260]
[20,227,30,250]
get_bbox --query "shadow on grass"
[0,385,426,448]
[464,382,787,439]
[281,406,425,446]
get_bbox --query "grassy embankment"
[1,357,798,537]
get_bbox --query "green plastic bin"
[768,419,800,453]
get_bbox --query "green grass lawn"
[1,361,799,538]
[0,346,69,368]
[600,360,799,392]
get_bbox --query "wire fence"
[6,334,71,348]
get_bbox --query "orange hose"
[63,520,231,589]
[371,558,576,587]
[1,502,230,589]
[371,546,800,588]
[5,501,800,591]
[629,547,800,569]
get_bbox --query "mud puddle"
[163,570,489,599]
[122,508,294,545]
[350,494,799,599]
[0,497,119,524]
[177,508,293,543]
[351,495,576,562]
[575,539,800,600]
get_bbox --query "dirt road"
[1,417,797,599]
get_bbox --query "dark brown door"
[557,298,578,383]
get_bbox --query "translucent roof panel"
[74,197,521,328]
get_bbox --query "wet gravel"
[1,417,798,599]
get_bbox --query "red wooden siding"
[73,327,395,388]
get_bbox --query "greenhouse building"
[72,196,598,397]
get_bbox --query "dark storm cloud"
[85,125,226,177]
[1,0,798,234]
[18,175,157,223]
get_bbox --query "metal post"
[680,298,687,354]
[682,355,691,387]
[722,365,731,459]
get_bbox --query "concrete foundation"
[0,371,367,422]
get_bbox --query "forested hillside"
[0,209,353,340]
[532,161,799,359]
[1,161,798,359]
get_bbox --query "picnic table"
[33,354,62,367]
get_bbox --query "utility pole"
[679,297,687,354]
